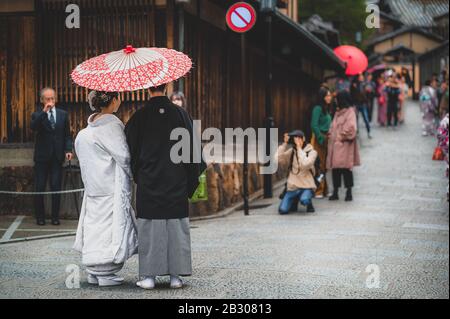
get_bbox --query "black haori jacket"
[125,96,203,220]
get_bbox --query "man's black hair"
[149,84,167,93]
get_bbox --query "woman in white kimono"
[74,91,138,287]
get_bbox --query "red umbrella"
[334,45,368,76]
[71,45,192,92]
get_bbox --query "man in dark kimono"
[31,87,73,226]
[125,84,201,290]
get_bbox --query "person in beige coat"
[327,91,361,202]
[278,130,318,214]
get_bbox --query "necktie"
[49,109,56,130]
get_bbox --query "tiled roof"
[379,11,403,25]
[367,25,444,47]
[386,0,449,27]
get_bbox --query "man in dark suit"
[31,88,73,226]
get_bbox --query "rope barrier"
[0,189,84,195]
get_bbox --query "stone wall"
[189,162,288,217]
[0,146,85,218]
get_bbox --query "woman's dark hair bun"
[88,91,119,111]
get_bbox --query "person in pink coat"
[327,91,361,201]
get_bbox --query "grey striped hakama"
[137,218,192,277]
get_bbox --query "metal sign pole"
[226,2,257,215]
[242,33,250,216]
[263,11,274,199]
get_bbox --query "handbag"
[174,105,207,198]
[189,170,208,203]
[432,146,445,161]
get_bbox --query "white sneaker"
[315,194,324,199]
[97,275,124,287]
[87,274,98,285]
[136,277,156,290]
[170,276,183,289]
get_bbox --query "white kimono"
[73,114,138,275]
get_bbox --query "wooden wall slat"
[0,18,8,143]
[23,17,36,143]
[2,0,324,144]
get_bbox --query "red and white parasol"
[71,45,192,92]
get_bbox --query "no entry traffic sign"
[226,2,257,33]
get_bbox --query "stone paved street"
[0,100,448,299]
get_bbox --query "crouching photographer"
[278,130,320,214]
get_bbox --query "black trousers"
[34,159,63,220]
[332,169,354,189]
[367,97,375,123]
[387,102,399,127]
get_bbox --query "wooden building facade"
[0,0,344,145]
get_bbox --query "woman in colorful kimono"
[420,79,439,136]
[437,113,449,201]
[73,91,138,287]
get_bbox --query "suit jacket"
[125,96,202,220]
[31,107,73,163]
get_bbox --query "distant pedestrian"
[377,76,388,126]
[438,81,448,118]
[401,67,413,88]
[384,75,401,129]
[420,79,439,136]
[327,91,361,202]
[311,86,333,198]
[431,78,442,129]
[336,77,351,93]
[278,130,318,214]
[365,73,377,123]
[30,88,73,226]
[351,74,372,138]
[398,75,409,124]
[170,91,188,110]
[437,113,449,201]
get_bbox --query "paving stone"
[0,101,448,299]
